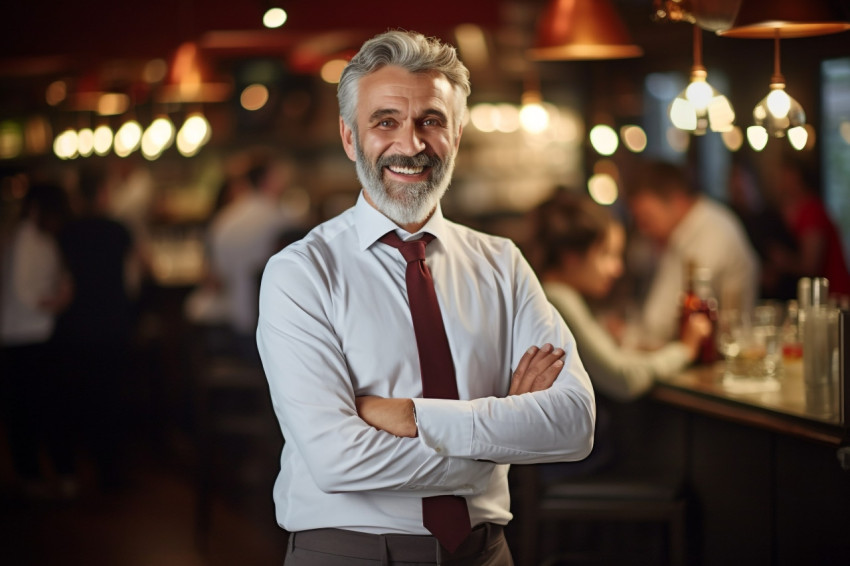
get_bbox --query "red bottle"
[679,260,719,364]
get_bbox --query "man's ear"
[340,117,357,162]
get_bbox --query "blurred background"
[1,1,849,565]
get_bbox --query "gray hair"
[337,30,471,132]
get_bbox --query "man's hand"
[509,343,565,395]
[355,396,417,438]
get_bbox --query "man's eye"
[379,119,395,127]
[422,118,441,127]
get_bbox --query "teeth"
[388,165,424,175]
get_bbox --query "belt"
[290,523,504,564]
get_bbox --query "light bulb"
[752,84,805,139]
[669,97,697,131]
[114,120,142,157]
[77,128,94,157]
[263,7,287,28]
[519,102,549,133]
[747,125,769,151]
[788,126,808,151]
[766,88,791,119]
[589,125,618,156]
[93,125,113,156]
[685,80,713,111]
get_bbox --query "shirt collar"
[354,191,448,251]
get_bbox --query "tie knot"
[379,232,435,263]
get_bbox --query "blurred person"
[766,157,850,297]
[257,30,594,565]
[535,192,712,403]
[727,158,798,300]
[0,182,75,498]
[52,166,141,491]
[626,160,759,348]
[187,156,298,359]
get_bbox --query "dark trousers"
[284,523,513,566]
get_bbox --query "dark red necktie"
[379,231,472,554]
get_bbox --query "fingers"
[510,343,565,395]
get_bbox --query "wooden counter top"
[651,360,848,446]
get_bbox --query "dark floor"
[0,431,288,566]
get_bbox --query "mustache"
[376,153,440,169]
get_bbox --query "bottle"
[679,260,719,364]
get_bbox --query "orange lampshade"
[528,0,643,61]
[718,0,850,38]
[157,42,232,103]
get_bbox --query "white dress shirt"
[1,221,63,346]
[638,196,759,347]
[257,192,595,535]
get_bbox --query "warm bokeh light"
[176,113,211,157]
[114,119,142,157]
[263,7,288,28]
[470,103,498,132]
[665,127,690,153]
[77,127,94,157]
[320,59,348,84]
[46,80,67,106]
[787,126,808,151]
[53,128,79,159]
[240,84,269,111]
[589,124,618,156]
[24,116,51,155]
[766,88,791,119]
[93,125,113,156]
[721,126,744,151]
[143,58,169,84]
[495,104,520,133]
[747,125,769,151]
[519,102,549,134]
[141,117,176,160]
[620,125,647,152]
[0,120,23,159]
[588,173,619,205]
[97,93,130,116]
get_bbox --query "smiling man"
[257,30,595,566]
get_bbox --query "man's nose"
[395,123,426,156]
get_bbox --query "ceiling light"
[263,7,288,29]
[750,29,806,146]
[528,0,643,61]
[717,0,850,38]
[669,26,734,135]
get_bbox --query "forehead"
[356,65,456,118]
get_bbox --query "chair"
[511,400,688,566]
[191,324,283,553]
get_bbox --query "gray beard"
[354,140,455,227]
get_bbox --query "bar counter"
[643,361,850,566]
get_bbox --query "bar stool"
[513,463,687,566]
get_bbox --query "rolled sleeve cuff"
[412,398,474,458]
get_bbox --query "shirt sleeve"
[547,284,691,402]
[413,246,596,465]
[257,250,495,497]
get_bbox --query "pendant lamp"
[717,0,850,38]
[669,25,735,135]
[528,0,643,61]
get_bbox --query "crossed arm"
[355,343,566,437]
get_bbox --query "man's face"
[340,65,462,227]
[629,192,677,243]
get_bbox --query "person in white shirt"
[257,30,595,565]
[0,182,75,498]
[626,160,760,349]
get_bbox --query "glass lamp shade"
[752,84,806,137]
[669,71,735,134]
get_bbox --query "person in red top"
[768,157,850,298]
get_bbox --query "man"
[199,155,297,357]
[257,30,595,565]
[626,160,760,348]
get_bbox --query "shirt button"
[434,446,443,453]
